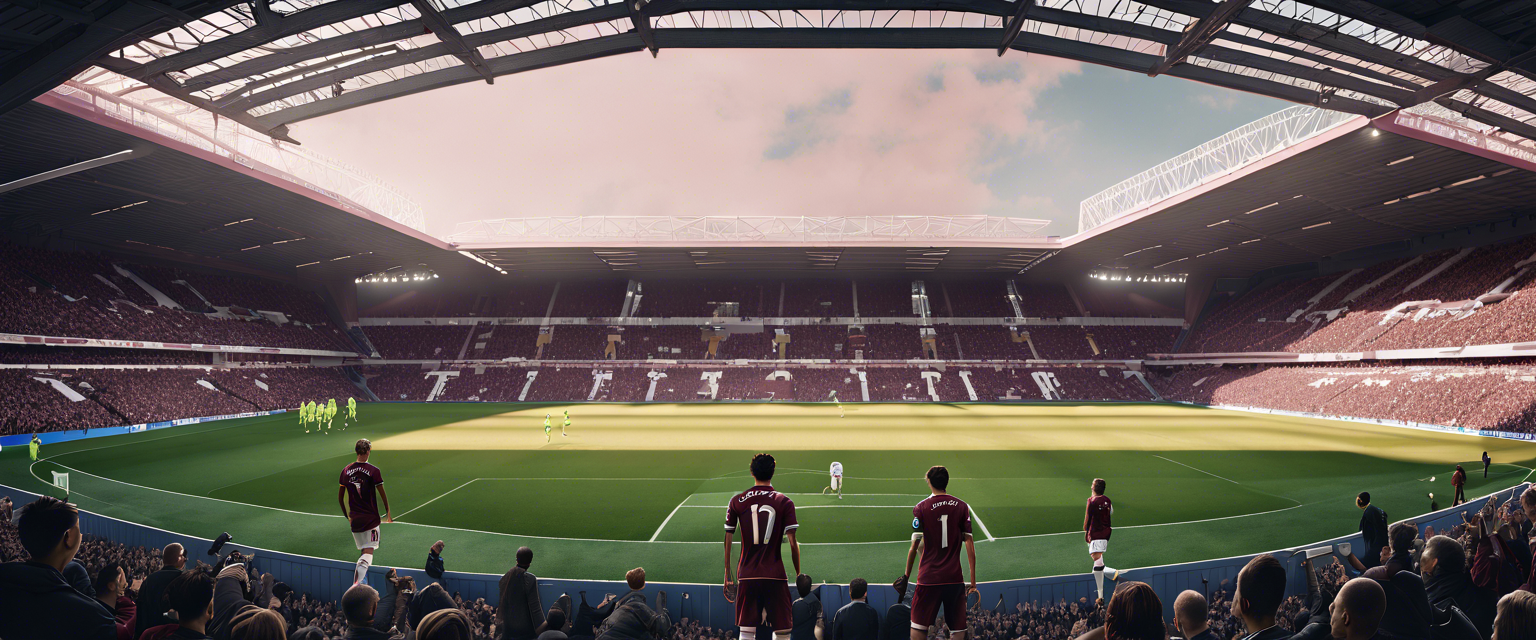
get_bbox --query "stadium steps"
[203,378,263,411]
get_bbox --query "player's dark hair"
[751,453,776,482]
[94,563,123,596]
[849,578,868,600]
[1388,522,1417,553]
[355,439,372,456]
[15,496,77,559]
[166,571,215,623]
[1105,581,1165,640]
[1425,535,1465,574]
[797,574,813,598]
[1357,491,1370,506]
[926,466,949,491]
[1236,555,1286,620]
[1092,478,1106,496]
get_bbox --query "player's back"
[1086,495,1112,540]
[913,494,971,585]
[726,486,798,580]
[340,462,384,531]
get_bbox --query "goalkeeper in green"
[562,409,570,437]
[347,397,358,426]
[30,434,41,461]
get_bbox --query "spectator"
[95,562,138,640]
[211,562,272,640]
[376,569,414,634]
[1233,554,1289,640]
[572,591,616,640]
[1106,581,1165,640]
[342,583,404,640]
[1357,493,1389,571]
[879,585,911,640]
[1171,590,1214,640]
[419,608,476,640]
[1454,467,1468,506]
[791,574,822,640]
[541,608,571,640]
[157,571,218,640]
[406,581,457,638]
[1493,591,1536,640]
[428,541,447,582]
[595,567,671,640]
[231,608,288,640]
[1423,535,1497,638]
[1384,523,1418,575]
[141,543,189,637]
[499,547,546,640]
[829,578,879,640]
[1319,578,1387,640]
[0,496,118,639]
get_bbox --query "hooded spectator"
[500,546,546,640]
[1423,535,1496,638]
[0,496,118,639]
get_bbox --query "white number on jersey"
[749,504,777,545]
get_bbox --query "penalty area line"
[650,497,689,542]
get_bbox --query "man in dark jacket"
[500,547,547,640]
[1358,493,1389,570]
[160,571,218,640]
[95,563,138,640]
[540,608,571,640]
[595,568,671,640]
[340,583,405,640]
[830,579,880,640]
[878,585,911,640]
[0,496,118,639]
[1172,590,1218,640]
[791,574,822,640]
[139,543,188,638]
[1423,535,1497,638]
[426,541,446,582]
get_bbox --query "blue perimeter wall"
[2,406,1531,627]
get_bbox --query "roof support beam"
[125,0,403,78]
[995,0,1035,56]
[7,0,98,24]
[628,0,658,57]
[95,55,300,142]
[1437,98,1536,145]
[0,149,144,196]
[409,0,495,83]
[1148,0,1252,76]
[1410,47,1536,110]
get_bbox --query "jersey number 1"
[749,505,777,545]
[939,514,949,549]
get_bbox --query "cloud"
[292,49,1082,235]
[1193,93,1239,111]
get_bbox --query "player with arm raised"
[724,453,802,640]
[897,465,976,640]
[1085,478,1119,607]
[339,439,391,586]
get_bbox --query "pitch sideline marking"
[988,502,1309,541]
[970,506,996,541]
[650,498,690,542]
[1151,454,1302,507]
[43,461,343,519]
[395,479,481,521]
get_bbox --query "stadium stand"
[781,279,853,317]
[937,280,1012,317]
[364,325,474,360]
[0,345,209,365]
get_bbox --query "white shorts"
[1088,539,1108,554]
[353,527,381,551]
[831,475,842,491]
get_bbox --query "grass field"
[3,401,1534,584]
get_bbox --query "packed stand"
[0,370,119,435]
[0,345,209,365]
[938,281,1012,317]
[855,279,914,317]
[781,279,852,317]
[473,324,541,360]
[363,365,438,401]
[550,280,628,318]
[636,281,767,318]
[364,325,474,360]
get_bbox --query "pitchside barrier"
[0,479,1526,628]
[0,409,287,449]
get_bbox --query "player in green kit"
[562,409,570,437]
[544,414,553,443]
[29,434,41,461]
[347,397,358,426]
[327,399,338,432]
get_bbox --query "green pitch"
[3,402,1533,584]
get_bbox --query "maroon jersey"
[340,462,384,533]
[912,494,972,585]
[1085,495,1112,541]
[724,485,798,580]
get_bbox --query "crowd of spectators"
[0,243,358,353]
[1154,360,1536,433]
[0,345,210,365]
[1184,233,1536,356]
[365,325,476,360]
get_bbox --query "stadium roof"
[4,0,1535,147]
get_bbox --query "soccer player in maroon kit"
[1084,477,1119,607]
[896,466,976,640]
[724,453,802,640]
[338,439,391,586]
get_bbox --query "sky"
[292,49,1287,239]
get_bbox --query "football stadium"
[3,1,1536,639]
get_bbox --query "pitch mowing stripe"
[1150,453,1303,507]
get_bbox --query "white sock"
[1105,566,1118,580]
[354,553,372,585]
[1093,562,1105,599]
[740,629,757,640]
